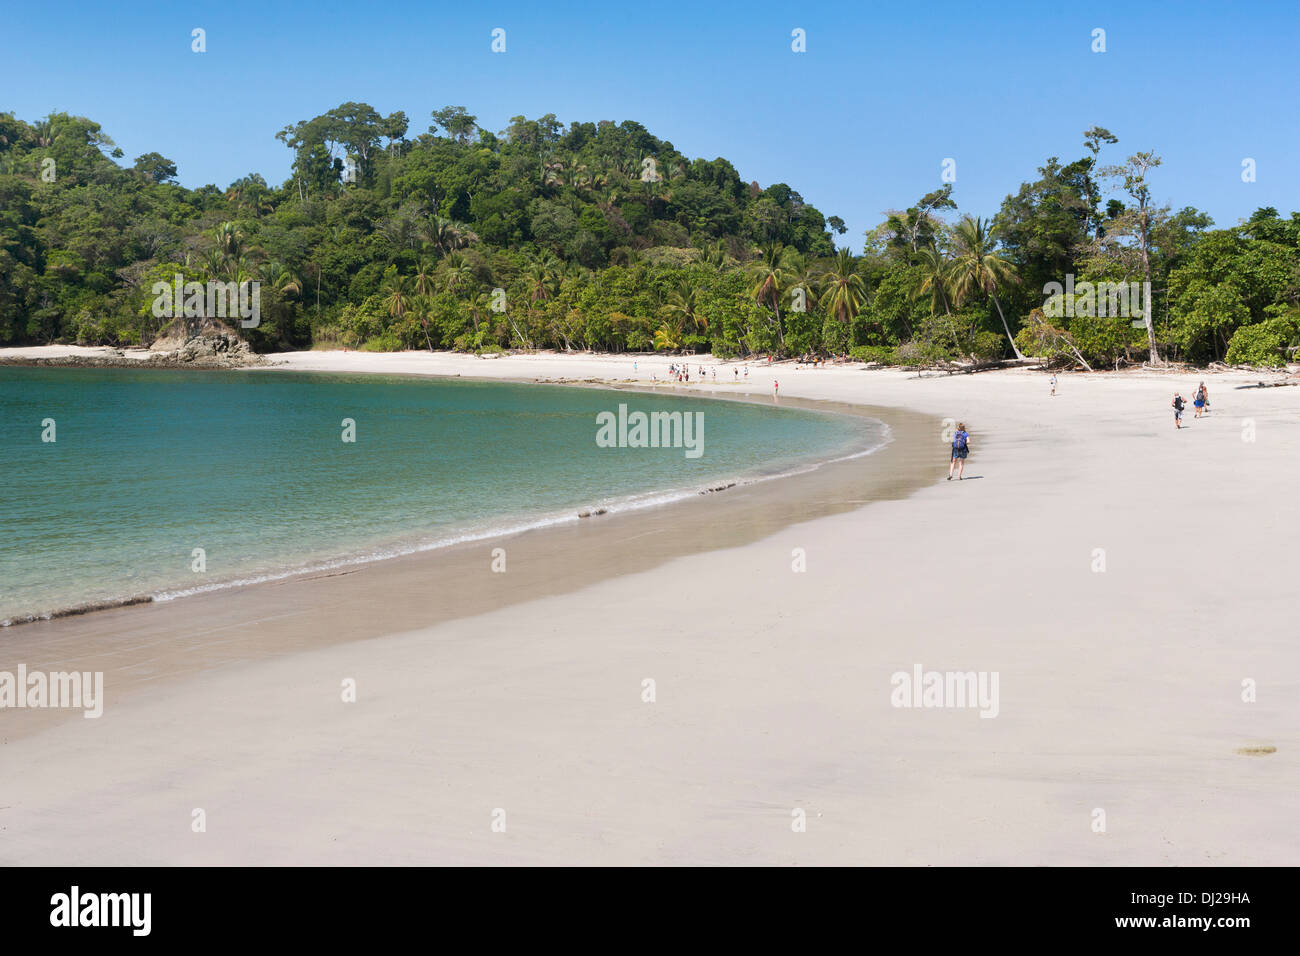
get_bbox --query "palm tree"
[912,245,961,350]
[413,259,436,297]
[519,258,557,348]
[540,160,564,192]
[206,222,247,281]
[488,278,527,353]
[439,219,479,253]
[381,275,412,325]
[702,239,729,270]
[663,278,707,333]
[569,163,592,191]
[211,222,243,260]
[468,288,494,341]
[440,252,475,295]
[33,118,54,148]
[653,324,681,351]
[948,216,1024,359]
[786,257,823,319]
[200,248,225,283]
[231,254,254,285]
[524,257,558,307]
[253,262,301,342]
[225,175,272,217]
[410,294,436,352]
[747,244,792,348]
[262,261,302,298]
[915,245,953,316]
[820,250,867,326]
[457,222,479,249]
[423,216,456,257]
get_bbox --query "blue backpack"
[954,431,968,450]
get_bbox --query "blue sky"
[3,0,1297,247]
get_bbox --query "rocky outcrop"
[0,323,270,370]
[168,328,266,367]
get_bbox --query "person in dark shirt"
[1172,392,1185,429]
[948,422,970,480]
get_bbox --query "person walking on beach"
[773,379,780,398]
[1172,392,1185,429]
[1050,374,1057,397]
[948,422,970,480]
[1194,382,1208,418]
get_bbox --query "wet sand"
[0,390,939,744]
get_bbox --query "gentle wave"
[3,419,891,628]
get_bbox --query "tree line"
[1,108,1296,366]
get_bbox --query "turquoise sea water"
[0,368,886,623]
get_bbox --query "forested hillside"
[1,106,1297,365]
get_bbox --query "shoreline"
[0,372,940,743]
[0,370,901,629]
[2,348,1297,865]
[3,342,1296,378]
[0,342,267,371]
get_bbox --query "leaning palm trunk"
[1043,324,1093,371]
[1066,341,1094,372]
[505,313,529,349]
[991,293,1025,360]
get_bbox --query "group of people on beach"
[1048,372,1212,430]
[946,372,1217,484]
[1172,382,1210,428]
[661,362,750,384]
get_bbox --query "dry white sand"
[0,344,164,359]
[2,350,1296,865]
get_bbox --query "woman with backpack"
[948,422,970,480]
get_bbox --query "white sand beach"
[1,350,1296,865]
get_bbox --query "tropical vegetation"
[1,108,1297,366]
